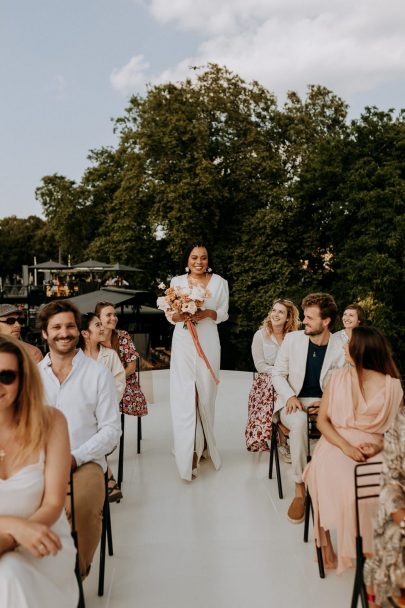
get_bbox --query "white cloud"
[110,54,150,93]
[119,0,405,99]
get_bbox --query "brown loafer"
[287,497,305,523]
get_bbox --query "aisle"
[84,370,353,607]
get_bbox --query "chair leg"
[137,416,142,454]
[315,545,325,579]
[274,436,283,499]
[98,503,107,597]
[117,413,125,487]
[351,536,365,608]
[72,530,86,607]
[303,491,311,542]
[268,423,276,479]
[268,424,283,498]
[105,495,113,557]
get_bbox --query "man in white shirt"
[272,293,345,524]
[37,300,121,577]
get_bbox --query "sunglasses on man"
[0,370,18,385]
[0,317,25,326]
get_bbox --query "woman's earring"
[206,267,212,273]
[185,266,190,273]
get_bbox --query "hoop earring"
[206,267,212,273]
[185,266,190,273]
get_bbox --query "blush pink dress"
[303,367,403,574]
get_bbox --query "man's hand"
[285,396,303,414]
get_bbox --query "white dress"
[169,273,229,480]
[0,453,79,607]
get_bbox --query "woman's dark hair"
[180,241,215,275]
[94,301,119,354]
[349,326,401,379]
[78,312,99,350]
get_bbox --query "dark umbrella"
[29,260,68,270]
[106,262,144,272]
[72,259,110,271]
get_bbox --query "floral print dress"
[117,330,148,416]
[364,405,405,606]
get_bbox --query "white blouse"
[251,329,281,373]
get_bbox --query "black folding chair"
[351,461,382,608]
[117,353,144,488]
[98,470,114,596]
[268,419,288,499]
[68,472,86,608]
[302,410,325,578]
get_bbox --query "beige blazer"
[272,330,346,414]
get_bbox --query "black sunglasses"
[0,370,18,385]
[0,317,25,326]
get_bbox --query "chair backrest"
[354,461,382,536]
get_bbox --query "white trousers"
[279,397,319,484]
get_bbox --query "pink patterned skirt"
[245,372,276,452]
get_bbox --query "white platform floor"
[84,370,354,608]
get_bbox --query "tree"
[0,215,54,279]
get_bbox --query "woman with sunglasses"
[0,335,78,607]
[245,299,300,453]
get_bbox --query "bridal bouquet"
[156,279,210,320]
[157,279,219,385]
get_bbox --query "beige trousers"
[280,397,319,484]
[65,462,105,577]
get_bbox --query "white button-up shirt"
[38,349,121,471]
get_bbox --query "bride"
[167,241,229,481]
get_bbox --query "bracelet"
[399,516,405,536]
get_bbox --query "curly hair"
[261,299,300,336]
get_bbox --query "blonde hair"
[261,299,300,336]
[0,335,50,464]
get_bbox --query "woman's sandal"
[108,475,123,503]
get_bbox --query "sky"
[1,0,405,219]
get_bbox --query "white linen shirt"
[38,349,121,472]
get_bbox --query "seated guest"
[0,303,43,363]
[303,327,403,573]
[245,298,299,454]
[0,335,78,607]
[364,403,405,607]
[272,293,345,524]
[95,301,148,498]
[79,312,126,402]
[79,312,126,502]
[334,302,366,344]
[37,300,121,578]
